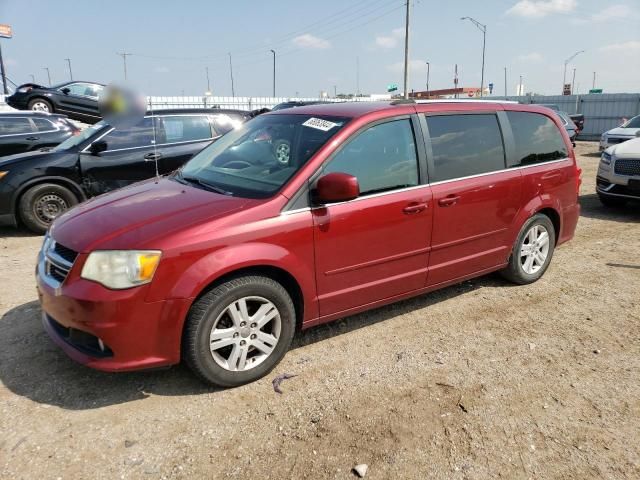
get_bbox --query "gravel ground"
[0,142,639,479]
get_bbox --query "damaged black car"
[0,108,258,233]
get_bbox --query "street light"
[270,49,276,97]
[563,50,584,94]
[425,61,430,98]
[461,16,486,97]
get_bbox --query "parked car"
[0,108,254,233]
[539,104,584,134]
[35,100,581,387]
[0,112,80,156]
[556,110,578,146]
[599,115,640,151]
[596,136,640,207]
[6,81,105,124]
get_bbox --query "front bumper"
[596,176,640,200]
[5,94,28,110]
[37,253,191,372]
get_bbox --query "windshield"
[52,121,108,151]
[621,115,640,128]
[178,113,349,198]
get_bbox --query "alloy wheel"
[275,142,290,165]
[209,296,281,372]
[31,101,51,112]
[520,225,550,275]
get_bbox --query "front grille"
[614,158,640,176]
[53,242,78,264]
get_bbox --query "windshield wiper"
[178,173,233,196]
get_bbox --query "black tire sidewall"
[185,276,296,387]
[28,98,53,113]
[508,214,556,284]
[18,183,78,234]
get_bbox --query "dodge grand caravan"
[37,100,581,387]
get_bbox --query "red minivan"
[36,100,581,386]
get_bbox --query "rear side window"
[507,111,568,166]
[160,115,212,143]
[33,118,57,132]
[426,114,505,182]
[322,118,419,196]
[102,117,154,150]
[0,117,33,135]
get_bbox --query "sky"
[0,0,639,98]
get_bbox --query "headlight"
[600,134,607,142]
[601,152,612,165]
[17,86,33,93]
[0,171,8,181]
[81,250,161,289]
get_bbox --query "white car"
[596,136,640,207]
[599,115,640,151]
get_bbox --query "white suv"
[597,136,640,206]
[599,115,640,151]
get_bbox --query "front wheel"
[501,214,556,285]
[183,275,296,387]
[18,183,78,234]
[28,98,53,113]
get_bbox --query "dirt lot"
[0,142,638,479]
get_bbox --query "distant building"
[410,87,484,99]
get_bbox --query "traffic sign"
[0,24,12,39]
[589,88,603,94]
[488,82,494,94]
[563,83,572,95]
[387,83,398,92]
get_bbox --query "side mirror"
[89,140,107,155]
[314,172,359,204]
[61,87,70,95]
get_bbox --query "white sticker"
[302,117,338,132]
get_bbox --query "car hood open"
[50,177,259,252]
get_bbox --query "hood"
[606,127,640,137]
[50,177,257,253]
[0,149,57,165]
[609,137,640,157]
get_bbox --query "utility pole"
[0,40,8,94]
[228,53,235,97]
[205,67,211,94]
[402,0,411,99]
[504,67,507,96]
[117,52,132,80]
[519,74,523,96]
[571,67,576,95]
[30,74,35,83]
[592,71,596,90]
[461,16,487,97]
[562,50,584,94]
[43,67,51,86]
[270,49,276,97]
[64,58,73,80]
[425,61,430,98]
[453,64,458,97]
[333,85,337,98]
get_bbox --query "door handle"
[403,202,427,214]
[438,195,460,207]
[25,136,40,141]
[144,152,162,161]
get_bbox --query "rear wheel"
[28,98,53,113]
[501,214,556,285]
[598,194,627,208]
[183,275,296,387]
[18,183,78,234]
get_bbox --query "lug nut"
[240,340,246,346]
[240,321,246,327]
[250,323,257,328]
[233,332,239,338]
[250,334,256,339]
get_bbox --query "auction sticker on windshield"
[302,117,340,132]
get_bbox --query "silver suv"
[596,136,640,206]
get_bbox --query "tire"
[183,275,296,387]
[598,194,627,208]
[28,98,53,113]
[500,214,556,285]
[18,183,78,234]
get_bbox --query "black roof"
[144,108,253,116]
[0,111,67,118]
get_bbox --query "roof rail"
[389,99,415,105]
[413,99,519,104]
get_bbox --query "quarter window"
[507,111,568,166]
[426,114,505,182]
[33,118,57,132]
[102,117,154,150]
[322,119,419,196]
[0,117,33,135]
[158,116,212,144]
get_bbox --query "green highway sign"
[387,83,398,92]
[589,88,603,94]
